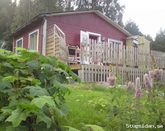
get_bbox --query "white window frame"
[87,31,101,42]
[108,38,123,45]
[28,29,39,51]
[16,37,23,53]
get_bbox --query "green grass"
[63,89,109,128]
[60,83,132,130]
[61,83,165,131]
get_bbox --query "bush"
[0,49,78,131]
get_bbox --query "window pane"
[16,39,23,48]
[29,31,38,50]
[16,39,23,54]
[17,40,22,47]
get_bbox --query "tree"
[0,0,16,50]
[124,20,143,35]
[12,0,64,32]
[145,34,153,42]
[11,0,36,31]
[66,0,125,25]
[151,29,165,52]
[33,0,63,14]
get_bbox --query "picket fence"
[78,64,165,85]
[151,50,165,69]
[80,40,152,69]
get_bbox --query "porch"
[45,24,165,84]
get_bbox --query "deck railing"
[79,40,165,69]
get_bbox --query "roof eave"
[94,11,131,36]
[13,10,131,37]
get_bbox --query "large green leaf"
[24,86,49,97]
[26,60,40,70]
[2,76,17,83]
[6,108,29,127]
[0,81,12,91]
[2,62,13,69]
[41,64,54,71]
[17,99,38,111]
[25,77,41,85]
[6,54,19,60]
[0,107,12,122]
[36,111,52,129]
[31,96,56,109]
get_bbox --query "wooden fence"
[151,50,165,69]
[78,64,165,85]
[46,24,68,62]
[80,40,152,69]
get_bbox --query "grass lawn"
[61,83,165,131]
[61,84,112,130]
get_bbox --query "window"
[69,48,76,55]
[87,31,101,42]
[16,38,23,53]
[29,29,39,51]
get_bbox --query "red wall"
[13,12,128,53]
[13,21,43,53]
[47,13,128,46]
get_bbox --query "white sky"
[120,0,165,39]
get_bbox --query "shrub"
[0,49,78,131]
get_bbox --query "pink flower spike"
[127,81,134,90]
[135,88,141,98]
[159,69,163,81]
[149,71,154,79]
[107,72,116,86]
[143,73,152,89]
[135,77,141,89]
[135,77,141,98]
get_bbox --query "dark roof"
[13,10,131,36]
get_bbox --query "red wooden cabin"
[13,10,131,68]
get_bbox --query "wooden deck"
[45,28,165,84]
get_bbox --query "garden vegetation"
[0,49,164,131]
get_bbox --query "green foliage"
[62,124,104,131]
[83,124,104,131]
[125,20,143,35]
[0,0,16,50]
[0,49,78,130]
[151,29,165,52]
[12,0,63,32]
[73,0,124,25]
[62,126,80,131]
